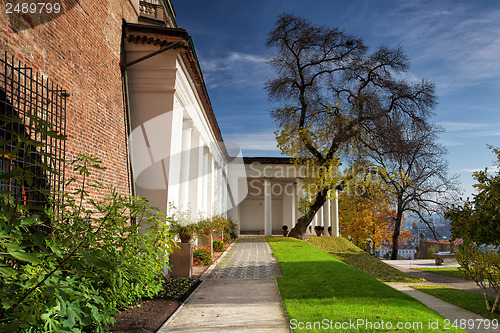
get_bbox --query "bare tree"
[266,13,437,239]
[358,118,461,259]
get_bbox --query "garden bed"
[108,239,233,332]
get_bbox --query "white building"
[378,246,416,260]
[122,2,340,236]
[124,23,231,218]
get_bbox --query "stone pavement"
[385,260,493,333]
[385,260,496,297]
[157,236,290,333]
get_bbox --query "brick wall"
[0,0,139,199]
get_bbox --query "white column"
[323,196,331,237]
[291,183,297,228]
[332,189,340,237]
[318,206,324,234]
[195,137,204,215]
[218,167,224,214]
[179,121,192,208]
[189,130,201,215]
[202,147,209,215]
[264,178,272,236]
[207,154,214,214]
[166,103,183,211]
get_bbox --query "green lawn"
[268,237,464,332]
[306,236,420,283]
[412,286,500,320]
[411,267,468,280]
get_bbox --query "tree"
[447,146,500,245]
[266,13,437,239]
[446,147,500,313]
[338,167,394,249]
[359,118,460,259]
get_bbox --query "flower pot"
[282,230,289,237]
[315,230,322,236]
[328,230,332,236]
[179,231,193,243]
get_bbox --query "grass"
[268,237,463,332]
[306,236,421,283]
[412,286,500,320]
[411,267,468,280]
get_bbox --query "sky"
[173,0,500,199]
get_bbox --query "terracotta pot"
[179,231,193,243]
[328,230,332,236]
[282,230,289,237]
[315,230,322,236]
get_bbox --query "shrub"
[193,246,212,266]
[212,238,225,252]
[427,246,437,259]
[457,243,500,313]
[0,117,176,333]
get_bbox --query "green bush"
[193,246,212,266]
[457,243,500,314]
[427,246,437,259]
[212,238,225,252]
[0,115,176,332]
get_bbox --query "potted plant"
[314,225,322,236]
[282,225,288,236]
[328,226,332,236]
[169,207,195,243]
[195,217,213,240]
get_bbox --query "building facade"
[0,1,233,221]
[1,0,339,235]
[1,0,141,199]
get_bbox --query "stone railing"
[139,0,167,25]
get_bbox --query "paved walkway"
[385,260,496,297]
[157,236,290,333]
[385,260,493,333]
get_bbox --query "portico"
[230,157,340,236]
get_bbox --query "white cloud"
[437,122,500,147]
[374,1,500,92]
[224,131,279,152]
[460,166,499,173]
[199,51,270,89]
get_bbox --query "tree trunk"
[390,200,404,260]
[287,189,328,239]
[491,293,499,313]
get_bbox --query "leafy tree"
[358,118,460,260]
[447,146,500,245]
[266,13,437,239]
[338,167,394,249]
[446,147,500,314]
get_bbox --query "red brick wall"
[0,0,139,199]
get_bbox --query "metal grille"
[0,52,67,207]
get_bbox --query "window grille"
[0,52,67,208]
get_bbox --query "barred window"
[0,52,67,208]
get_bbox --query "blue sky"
[173,0,500,198]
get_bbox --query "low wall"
[415,240,457,259]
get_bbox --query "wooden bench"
[432,252,456,266]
